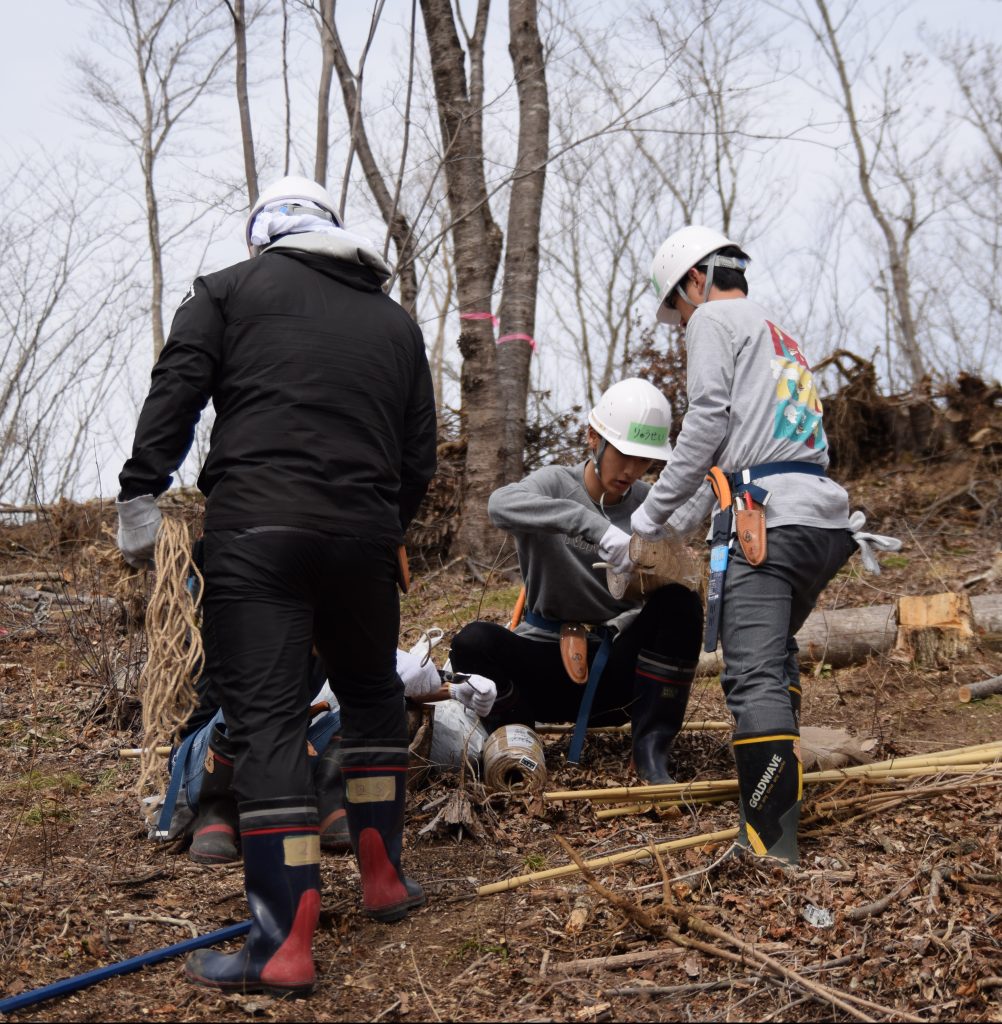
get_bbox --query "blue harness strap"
[154,728,200,840]
[523,609,563,632]
[727,461,825,505]
[524,609,614,765]
[566,632,613,765]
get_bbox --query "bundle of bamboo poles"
[544,741,1002,820]
[478,742,1002,897]
[536,720,731,735]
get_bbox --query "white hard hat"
[650,225,746,325]
[245,175,342,248]
[588,378,673,460]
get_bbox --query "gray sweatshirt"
[644,297,850,532]
[488,461,646,639]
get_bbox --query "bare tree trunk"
[142,143,166,360]
[496,0,549,483]
[281,0,292,174]
[429,235,454,408]
[420,0,505,564]
[130,0,167,359]
[813,0,925,385]
[327,6,419,311]
[226,0,259,206]
[314,0,334,187]
[77,0,233,362]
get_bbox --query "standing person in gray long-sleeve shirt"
[449,378,703,785]
[633,225,856,865]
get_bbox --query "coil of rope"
[136,516,203,822]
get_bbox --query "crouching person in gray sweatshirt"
[449,379,704,785]
[635,226,857,865]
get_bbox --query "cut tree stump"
[958,674,1002,703]
[895,592,975,668]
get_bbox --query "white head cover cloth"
[249,199,342,248]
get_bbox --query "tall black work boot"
[185,798,321,995]
[732,735,803,865]
[630,650,695,785]
[189,727,240,865]
[314,734,351,853]
[342,739,426,922]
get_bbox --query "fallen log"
[697,593,1002,675]
[958,673,1002,703]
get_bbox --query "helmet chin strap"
[698,252,749,302]
[702,252,719,302]
[591,438,631,520]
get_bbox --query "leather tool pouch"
[735,505,767,566]
[559,623,589,685]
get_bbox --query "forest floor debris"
[1,458,1001,1022]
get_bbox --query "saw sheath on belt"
[734,497,767,566]
[559,623,589,684]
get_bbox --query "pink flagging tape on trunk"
[460,311,499,327]
[497,333,537,351]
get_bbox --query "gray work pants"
[719,525,855,738]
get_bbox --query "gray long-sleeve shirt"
[488,461,646,639]
[644,297,850,532]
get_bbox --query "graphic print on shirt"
[766,320,827,451]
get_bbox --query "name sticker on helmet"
[627,422,668,446]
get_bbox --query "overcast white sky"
[3,0,1000,499]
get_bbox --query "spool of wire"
[482,725,547,793]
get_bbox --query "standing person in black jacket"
[116,176,437,996]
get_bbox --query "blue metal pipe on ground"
[0,921,251,1015]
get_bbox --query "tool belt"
[702,460,827,653]
[724,461,826,566]
[523,609,615,765]
[524,609,613,685]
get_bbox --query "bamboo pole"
[476,827,738,897]
[537,720,731,735]
[545,743,1002,803]
[594,764,1000,819]
[120,747,171,759]
[589,761,997,807]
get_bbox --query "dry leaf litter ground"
[1,460,1000,1023]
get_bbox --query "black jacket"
[119,241,437,540]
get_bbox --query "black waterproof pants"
[200,528,405,804]
[450,583,703,733]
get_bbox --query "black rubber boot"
[314,734,351,853]
[189,727,239,865]
[342,739,426,922]
[184,798,321,995]
[630,650,695,785]
[732,735,802,865]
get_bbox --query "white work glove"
[115,494,162,569]
[848,511,903,575]
[395,648,442,698]
[630,503,670,541]
[597,524,635,576]
[450,673,497,717]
